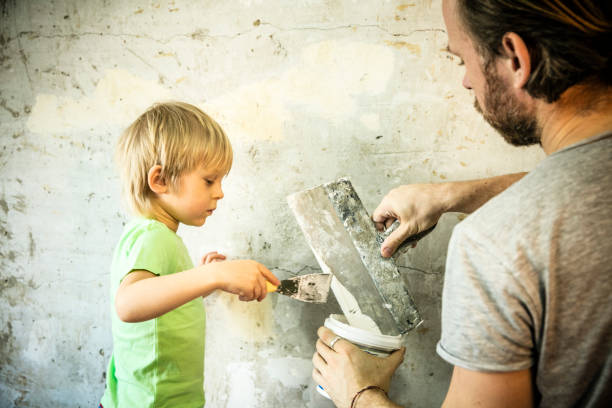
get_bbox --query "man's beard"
[474,62,541,146]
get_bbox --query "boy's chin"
[184,217,207,227]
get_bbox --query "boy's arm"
[115,260,279,322]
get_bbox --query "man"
[312,1,612,407]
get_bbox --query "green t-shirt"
[101,218,206,408]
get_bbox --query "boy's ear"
[147,165,168,194]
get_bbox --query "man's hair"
[457,0,611,102]
[116,101,233,216]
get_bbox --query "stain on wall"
[26,69,171,134]
[0,0,545,407]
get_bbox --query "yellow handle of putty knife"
[266,282,278,292]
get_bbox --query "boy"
[100,102,280,407]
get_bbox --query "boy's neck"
[147,201,179,232]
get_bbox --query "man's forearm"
[441,172,527,214]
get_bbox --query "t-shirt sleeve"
[120,226,178,281]
[436,222,535,372]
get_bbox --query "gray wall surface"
[0,1,544,407]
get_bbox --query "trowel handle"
[266,282,278,292]
[396,224,436,254]
[377,221,436,257]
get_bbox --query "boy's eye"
[205,179,214,185]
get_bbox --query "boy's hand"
[209,260,280,302]
[201,251,227,265]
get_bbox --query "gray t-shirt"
[437,133,612,407]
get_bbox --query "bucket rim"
[324,314,403,352]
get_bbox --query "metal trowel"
[266,273,332,303]
[287,177,434,335]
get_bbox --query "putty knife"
[266,273,332,303]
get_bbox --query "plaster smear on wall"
[264,357,312,388]
[23,319,56,365]
[360,112,381,131]
[205,40,394,143]
[237,0,265,7]
[204,291,274,342]
[224,362,257,407]
[26,69,171,134]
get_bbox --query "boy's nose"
[215,183,224,199]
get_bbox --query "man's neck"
[538,85,612,155]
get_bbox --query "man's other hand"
[312,326,405,408]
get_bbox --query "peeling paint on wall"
[26,69,171,134]
[205,40,394,142]
[1,276,37,307]
[386,40,422,56]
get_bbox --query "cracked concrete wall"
[0,1,545,407]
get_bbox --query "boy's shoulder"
[111,218,185,281]
[117,218,178,252]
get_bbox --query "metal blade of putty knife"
[266,273,332,303]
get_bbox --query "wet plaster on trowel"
[331,277,382,334]
[312,256,382,335]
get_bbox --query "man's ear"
[147,165,168,194]
[501,32,531,90]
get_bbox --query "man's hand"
[312,326,405,408]
[373,184,447,257]
[373,174,527,258]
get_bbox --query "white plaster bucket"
[316,314,403,399]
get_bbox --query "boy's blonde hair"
[116,101,233,216]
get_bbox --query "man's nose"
[462,74,472,90]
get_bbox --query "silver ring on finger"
[329,336,342,351]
